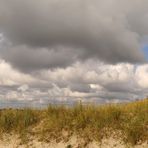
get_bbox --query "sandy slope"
[0,134,147,148]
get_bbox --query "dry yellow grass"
[0,99,147,146]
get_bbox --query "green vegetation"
[0,99,147,146]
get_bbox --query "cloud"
[0,0,148,106]
[135,65,148,88]
[0,59,53,89]
[35,61,148,100]
[1,45,80,72]
[18,84,29,92]
[0,59,148,106]
[0,59,36,85]
[0,0,147,72]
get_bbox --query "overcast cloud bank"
[0,0,148,106]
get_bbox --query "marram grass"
[0,99,147,146]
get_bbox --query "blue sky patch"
[142,45,148,60]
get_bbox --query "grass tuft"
[0,99,147,146]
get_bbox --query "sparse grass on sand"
[0,99,147,146]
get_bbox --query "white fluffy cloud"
[0,60,36,85]
[135,65,148,88]
[0,59,147,107]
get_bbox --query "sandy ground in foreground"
[0,134,147,148]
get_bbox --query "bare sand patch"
[0,134,147,148]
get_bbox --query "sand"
[0,134,147,148]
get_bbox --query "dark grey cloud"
[1,45,80,72]
[0,0,147,72]
[0,85,19,94]
[69,83,91,93]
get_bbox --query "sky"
[143,45,148,60]
[0,0,148,107]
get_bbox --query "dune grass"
[0,108,39,134]
[0,99,147,146]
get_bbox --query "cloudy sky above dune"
[0,0,148,107]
